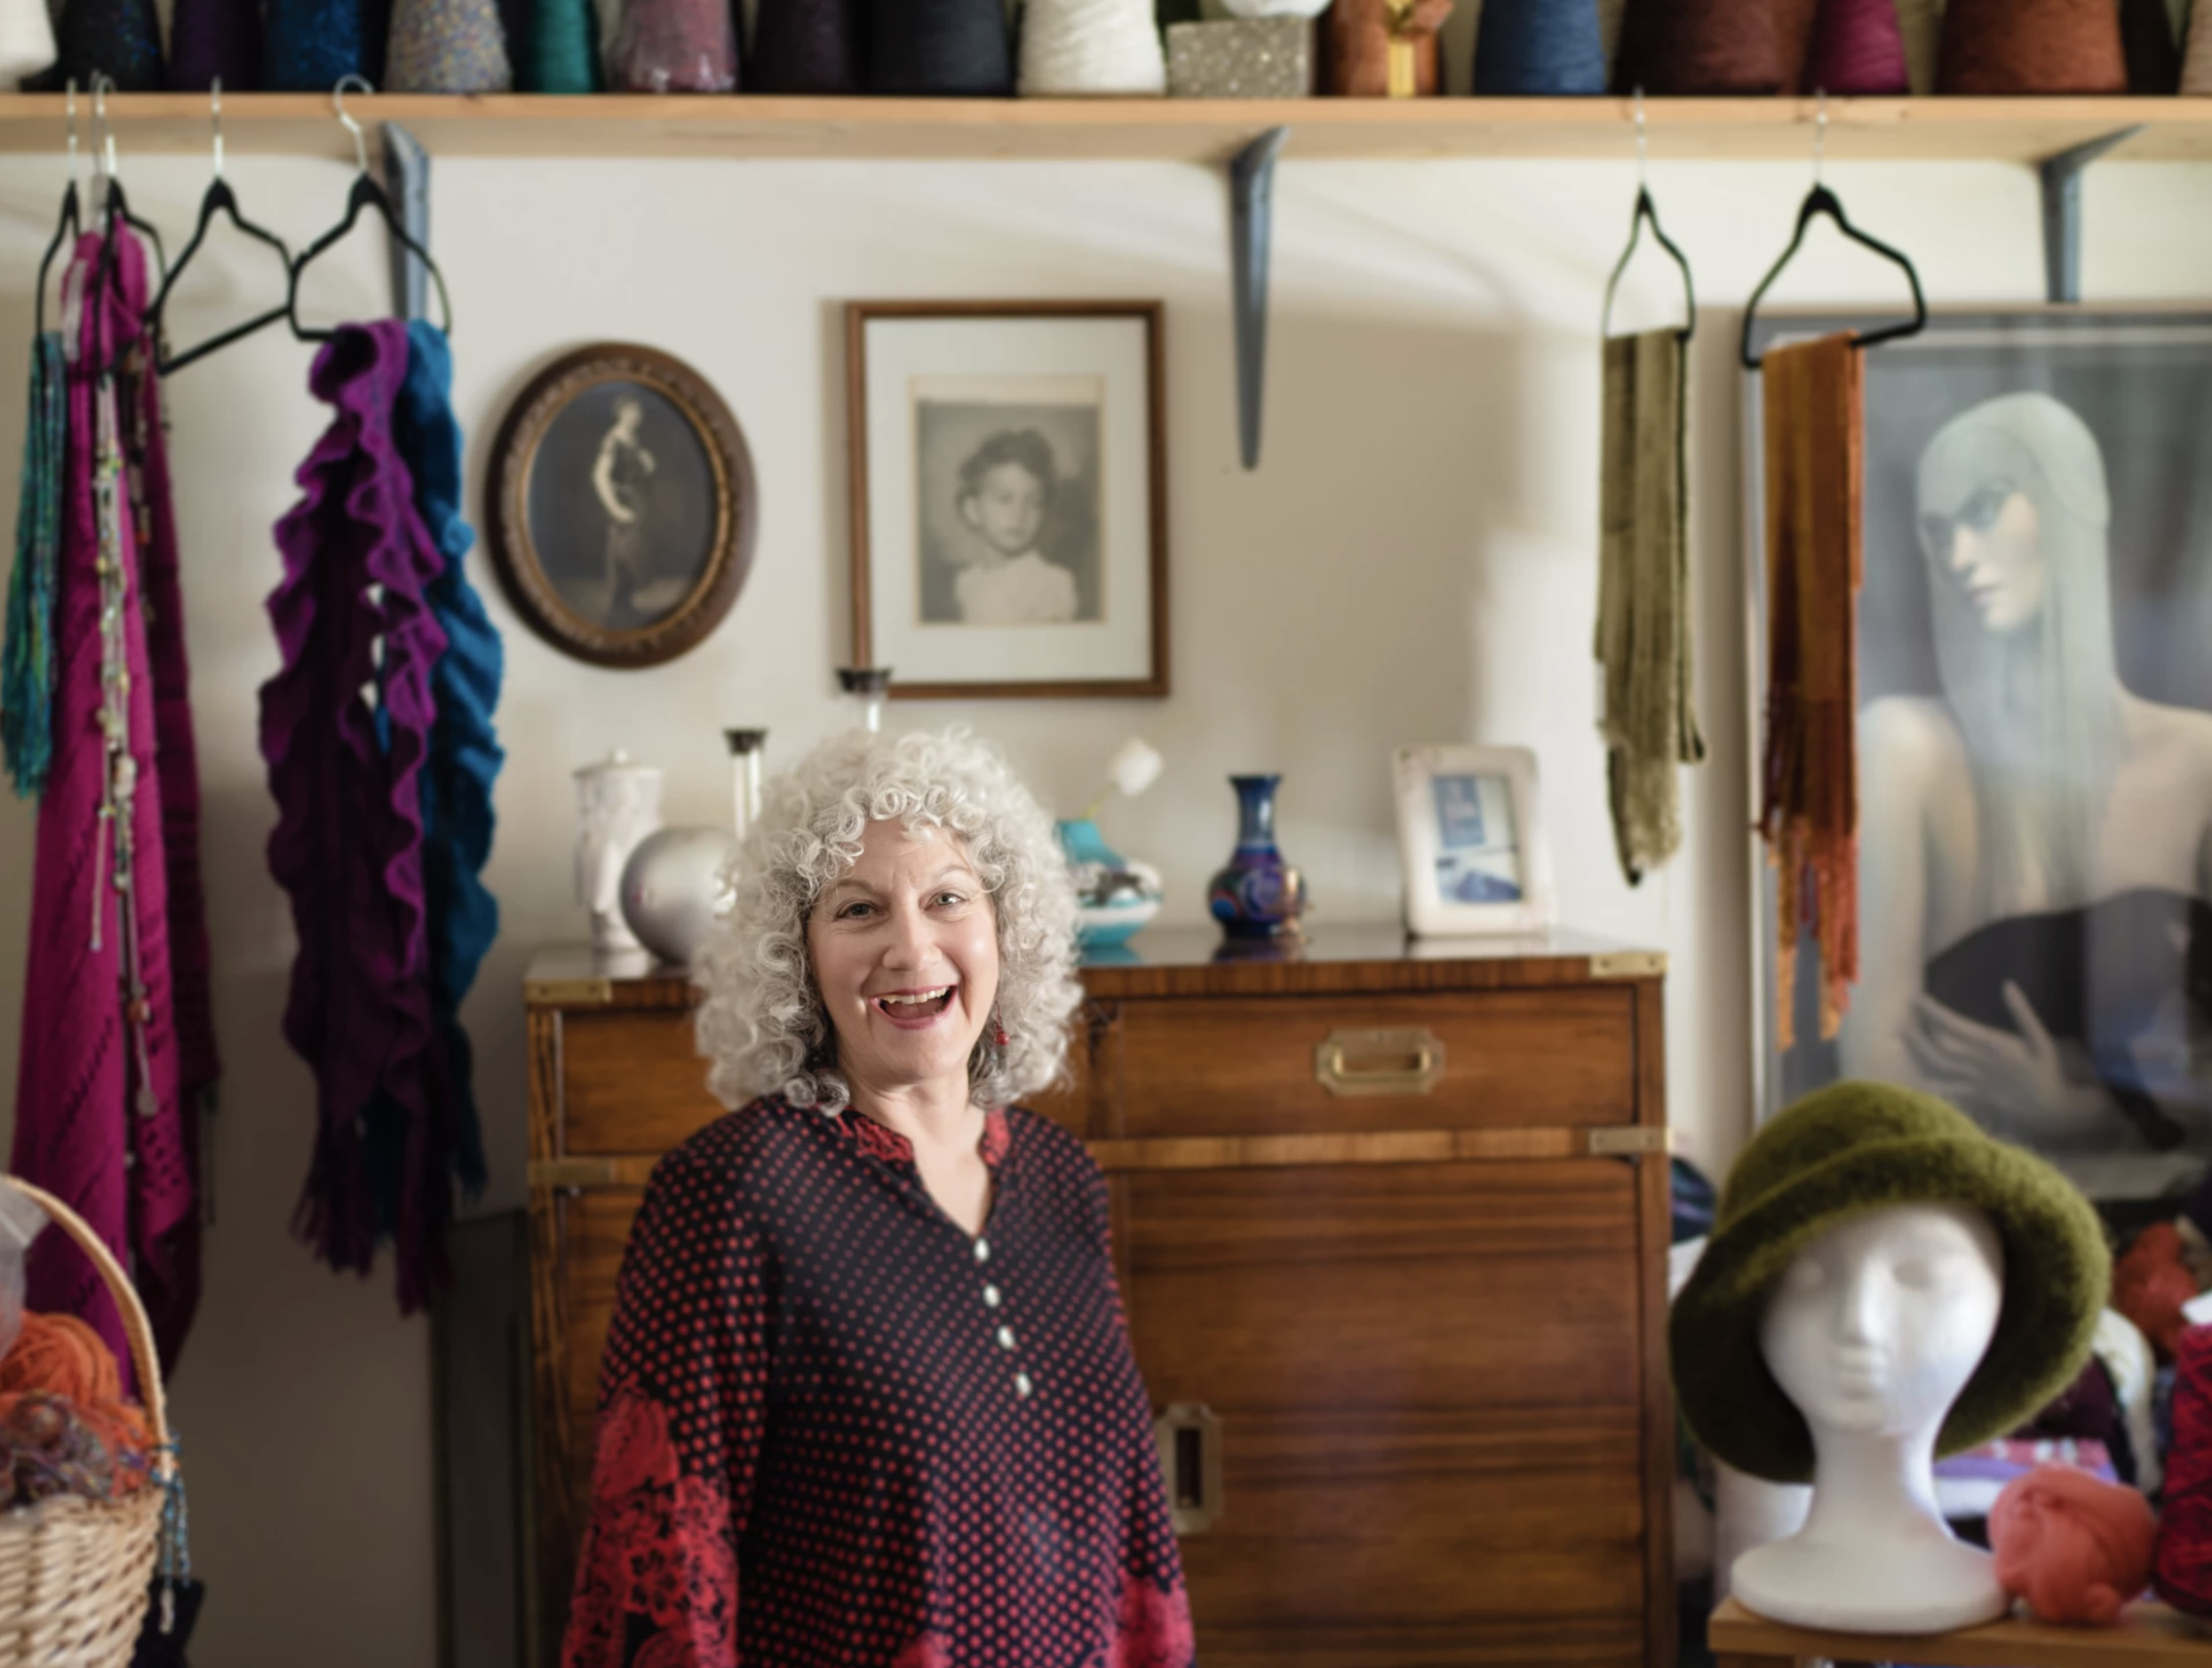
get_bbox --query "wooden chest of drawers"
[524,926,1675,1666]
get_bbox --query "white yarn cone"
[1018,0,1166,95]
[2185,0,2212,91]
[1892,0,1944,94]
[0,0,58,87]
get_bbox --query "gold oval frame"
[486,342,758,669]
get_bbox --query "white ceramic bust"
[574,750,664,954]
[1731,1201,2012,1633]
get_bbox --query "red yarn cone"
[1802,0,1906,93]
[1775,0,1817,91]
[1936,0,2127,94]
[1613,0,1781,93]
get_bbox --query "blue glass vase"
[1206,774,1307,940]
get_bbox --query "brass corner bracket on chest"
[1587,950,1667,981]
[1587,1125,1673,1158]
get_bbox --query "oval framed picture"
[486,343,758,669]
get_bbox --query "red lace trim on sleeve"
[563,1387,739,1668]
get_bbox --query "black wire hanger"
[1602,91,1695,344]
[1740,98,1926,370]
[33,80,84,341]
[147,80,295,377]
[287,75,454,343]
[84,74,170,298]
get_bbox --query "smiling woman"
[561,726,1195,1668]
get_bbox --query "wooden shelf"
[2,91,2211,164]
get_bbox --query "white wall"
[3,132,2210,1665]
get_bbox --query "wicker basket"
[0,1180,175,1668]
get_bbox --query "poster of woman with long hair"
[1748,314,2212,1205]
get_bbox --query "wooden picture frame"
[486,342,757,670]
[846,300,1168,700]
[1392,744,1557,938]
[1742,306,2212,1206]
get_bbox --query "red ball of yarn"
[2113,1221,2198,1363]
[1992,1464,2155,1626]
[0,1312,123,1407]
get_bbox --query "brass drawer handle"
[1154,1402,1223,1537]
[1313,1027,1445,1097]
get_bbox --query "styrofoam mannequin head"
[1730,1201,2014,1633]
[1761,1202,2005,1444]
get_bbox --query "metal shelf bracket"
[2038,125,2143,305]
[1229,126,1289,471]
[382,119,431,322]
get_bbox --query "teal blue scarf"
[4,333,66,797]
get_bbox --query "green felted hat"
[1670,1079,2110,1484]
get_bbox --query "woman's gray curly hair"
[695,725,1081,1114]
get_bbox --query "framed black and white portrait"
[1392,744,1556,937]
[487,343,757,669]
[847,302,1167,699]
[1747,310,2212,1207]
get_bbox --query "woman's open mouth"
[874,986,958,1028]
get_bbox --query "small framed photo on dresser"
[846,300,1168,700]
[1392,744,1556,937]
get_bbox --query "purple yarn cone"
[753,0,864,91]
[170,0,263,88]
[1802,0,1906,93]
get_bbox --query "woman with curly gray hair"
[563,727,1196,1668]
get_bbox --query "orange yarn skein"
[0,1311,122,1406]
[1992,1465,2157,1626]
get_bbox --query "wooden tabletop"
[1710,1594,2212,1666]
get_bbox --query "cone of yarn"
[1991,1464,2157,1627]
[1936,0,2126,93]
[752,0,865,90]
[2121,0,2179,91]
[1890,0,1938,91]
[1801,0,1906,92]
[56,0,166,87]
[1019,0,1166,94]
[0,1311,123,1408]
[524,0,595,87]
[2114,1221,2197,1362]
[1612,0,1780,94]
[2188,0,2212,93]
[871,0,1010,91]
[0,0,58,86]
[1325,0,1452,97]
[2155,1327,2212,1616]
[386,0,510,84]
[1774,0,1816,90]
[265,0,365,85]
[1474,0,1606,93]
[168,0,260,85]
[608,0,731,88]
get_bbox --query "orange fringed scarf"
[1759,332,1864,1046]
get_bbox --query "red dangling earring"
[993,1018,1010,1048]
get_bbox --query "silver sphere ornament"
[618,825,740,966]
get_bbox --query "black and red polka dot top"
[561,1094,1197,1668]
